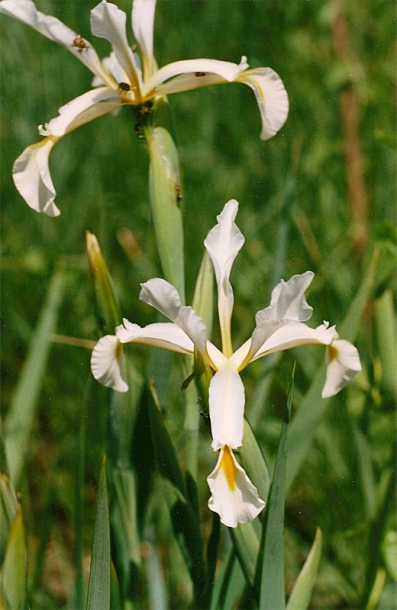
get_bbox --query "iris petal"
[209,364,245,451]
[207,446,265,528]
[117,319,194,355]
[91,335,128,392]
[237,67,289,140]
[12,137,59,216]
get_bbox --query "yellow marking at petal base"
[221,446,236,490]
[327,344,338,362]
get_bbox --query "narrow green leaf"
[202,512,220,609]
[184,250,214,480]
[362,464,396,608]
[0,427,18,565]
[144,384,208,604]
[147,126,185,303]
[86,458,111,610]
[351,422,377,521]
[239,418,271,503]
[382,531,397,582]
[257,368,294,610]
[230,522,259,587]
[110,562,122,610]
[0,505,27,610]
[192,250,214,338]
[286,246,379,492]
[5,268,67,487]
[145,542,168,610]
[374,289,397,399]
[258,422,288,609]
[365,569,387,610]
[111,469,141,567]
[210,549,246,610]
[286,528,322,610]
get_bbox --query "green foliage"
[86,459,110,610]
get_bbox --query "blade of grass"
[230,522,259,587]
[362,458,396,608]
[145,383,208,607]
[75,376,92,610]
[145,540,168,610]
[86,457,111,610]
[0,505,27,610]
[286,528,322,610]
[256,367,293,610]
[374,289,397,400]
[239,417,271,503]
[5,268,68,487]
[210,548,247,610]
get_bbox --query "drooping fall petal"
[237,67,289,140]
[209,362,245,451]
[91,335,128,392]
[13,88,121,215]
[207,446,265,528]
[12,137,59,216]
[322,339,361,398]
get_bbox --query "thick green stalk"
[145,124,186,304]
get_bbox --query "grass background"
[0,0,396,607]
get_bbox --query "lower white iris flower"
[91,200,361,527]
[0,0,289,216]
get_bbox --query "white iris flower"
[90,200,361,528]
[0,0,289,217]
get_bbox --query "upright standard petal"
[12,137,59,216]
[204,200,244,356]
[90,0,142,94]
[322,339,361,398]
[209,363,245,451]
[248,272,315,360]
[256,272,314,325]
[91,335,128,392]
[116,319,194,355]
[139,278,208,356]
[132,0,157,79]
[207,446,265,527]
[237,67,289,140]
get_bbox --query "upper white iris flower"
[90,199,361,528]
[0,0,289,217]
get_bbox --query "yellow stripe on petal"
[221,446,236,490]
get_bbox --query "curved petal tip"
[91,334,129,392]
[207,446,265,527]
[13,138,60,216]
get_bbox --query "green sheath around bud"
[146,126,185,304]
[86,231,121,332]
